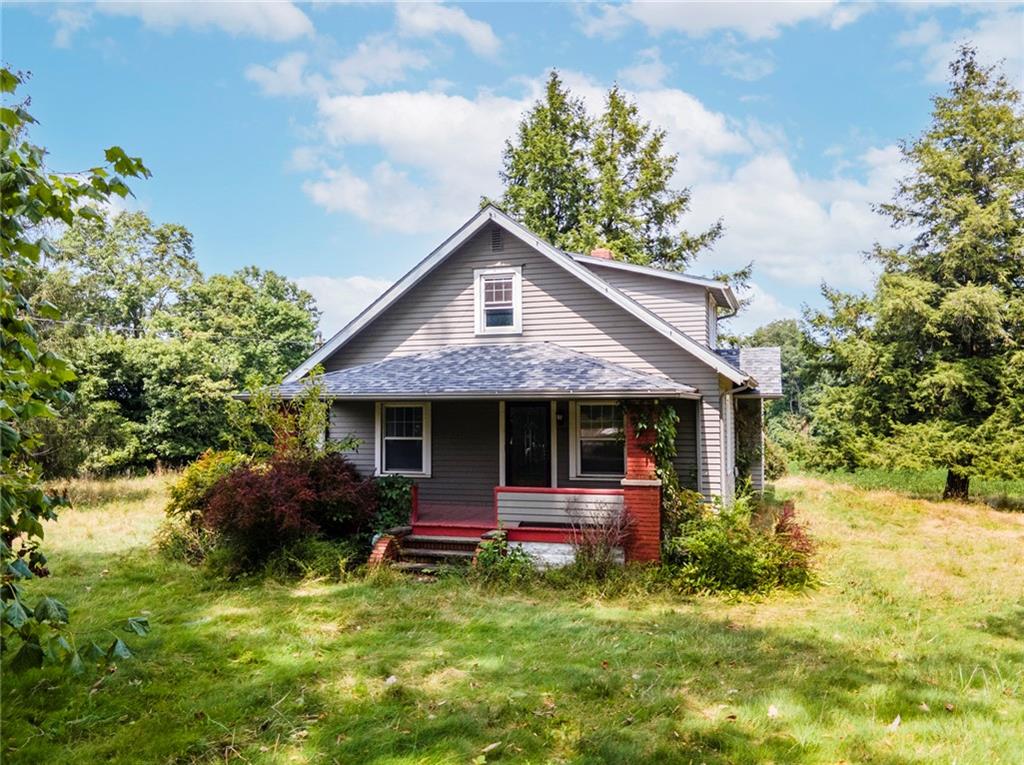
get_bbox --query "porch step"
[400,548,475,560]
[404,534,483,545]
[393,561,463,575]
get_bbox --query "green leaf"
[125,616,150,636]
[0,421,21,453]
[34,596,70,624]
[6,558,33,580]
[84,641,107,662]
[9,640,44,672]
[67,651,86,675]
[3,599,31,629]
[0,68,18,94]
[106,638,132,661]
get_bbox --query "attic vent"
[490,227,504,251]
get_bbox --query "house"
[276,205,782,564]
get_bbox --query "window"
[377,403,430,476]
[570,402,625,479]
[474,266,522,335]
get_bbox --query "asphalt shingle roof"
[715,347,783,397]
[269,343,697,399]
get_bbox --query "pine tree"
[497,71,591,247]
[497,73,721,272]
[808,46,1024,499]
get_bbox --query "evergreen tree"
[497,71,591,246]
[497,73,722,271]
[807,46,1024,499]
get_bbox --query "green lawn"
[3,475,1023,764]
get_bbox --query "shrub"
[154,515,219,566]
[263,538,366,580]
[663,497,815,594]
[764,434,789,480]
[374,474,414,533]
[202,452,378,572]
[166,449,249,520]
[472,534,536,585]
[567,503,633,581]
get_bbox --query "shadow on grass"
[6,546,1016,765]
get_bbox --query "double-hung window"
[474,266,522,335]
[570,402,625,479]
[378,403,431,476]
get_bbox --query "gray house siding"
[323,224,729,496]
[329,401,375,477]
[580,264,712,346]
[418,400,500,514]
[671,399,700,491]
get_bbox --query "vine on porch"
[623,400,702,541]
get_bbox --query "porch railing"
[494,486,625,527]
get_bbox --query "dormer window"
[474,266,522,335]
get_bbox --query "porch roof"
[715,347,783,398]
[265,342,698,400]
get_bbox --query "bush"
[263,537,366,580]
[203,452,378,572]
[166,449,249,520]
[663,497,815,594]
[472,534,536,585]
[374,474,414,533]
[764,434,788,480]
[567,504,633,581]
[154,515,219,566]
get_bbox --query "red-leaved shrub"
[203,452,378,569]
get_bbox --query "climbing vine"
[623,400,703,541]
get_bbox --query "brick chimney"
[590,247,613,260]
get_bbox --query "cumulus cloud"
[51,6,92,48]
[96,1,313,41]
[687,145,907,291]
[246,51,314,97]
[294,275,393,336]
[701,36,776,81]
[578,1,857,41]
[897,8,1024,88]
[725,282,801,335]
[330,36,431,94]
[395,1,500,57]
[617,47,670,89]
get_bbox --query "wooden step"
[403,534,481,546]
[401,548,475,560]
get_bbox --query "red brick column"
[368,535,400,568]
[622,414,662,562]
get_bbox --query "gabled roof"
[266,343,698,400]
[570,252,739,312]
[284,205,751,386]
[715,347,783,398]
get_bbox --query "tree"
[740,319,814,421]
[33,215,321,476]
[497,73,722,272]
[496,71,591,247]
[1,67,149,670]
[806,47,1024,499]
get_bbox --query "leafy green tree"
[740,319,814,421]
[162,266,319,385]
[1,68,149,670]
[497,73,722,272]
[806,47,1024,499]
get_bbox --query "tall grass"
[808,467,1024,510]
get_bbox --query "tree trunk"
[943,470,969,501]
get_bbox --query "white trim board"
[284,205,751,386]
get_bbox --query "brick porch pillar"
[621,413,662,562]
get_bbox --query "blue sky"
[6,1,1023,334]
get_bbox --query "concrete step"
[401,548,475,560]
[403,534,481,546]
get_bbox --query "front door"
[505,402,550,487]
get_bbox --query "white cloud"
[51,6,92,48]
[330,36,431,94]
[617,47,670,89]
[701,36,776,81]
[245,52,313,97]
[898,9,1024,87]
[688,145,907,291]
[725,282,801,334]
[294,275,392,336]
[395,1,500,57]
[579,1,858,41]
[96,1,313,42]
[301,76,749,232]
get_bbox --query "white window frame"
[568,400,626,482]
[375,402,431,478]
[474,266,523,336]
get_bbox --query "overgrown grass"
[808,467,1024,511]
[3,475,1023,763]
